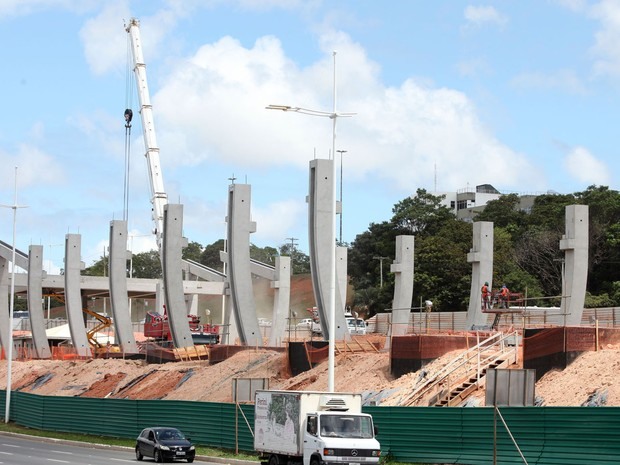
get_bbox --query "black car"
[135,427,196,463]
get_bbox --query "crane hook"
[124,108,133,128]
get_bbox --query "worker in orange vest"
[499,284,510,309]
[481,282,491,310]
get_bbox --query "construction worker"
[500,284,510,309]
[481,282,491,310]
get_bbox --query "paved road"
[0,433,257,465]
[0,434,137,465]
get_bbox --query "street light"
[374,256,389,288]
[266,51,355,393]
[1,167,27,423]
[336,149,347,245]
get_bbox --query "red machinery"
[144,310,220,345]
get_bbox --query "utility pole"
[373,256,389,288]
[336,149,347,245]
[286,237,298,274]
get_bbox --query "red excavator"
[143,308,220,345]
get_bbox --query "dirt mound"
[2,347,620,406]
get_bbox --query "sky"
[1,0,619,275]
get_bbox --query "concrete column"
[390,235,415,337]
[0,256,10,357]
[27,245,51,359]
[226,184,261,346]
[308,159,348,340]
[269,255,291,347]
[109,220,138,354]
[162,204,194,348]
[466,221,494,330]
[64,234,91,357]
[560,205,589,326]
[336,246,350,340]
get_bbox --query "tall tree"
[391,189,454,236]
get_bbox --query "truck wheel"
[310,457,321,465]
[269,454,279,465]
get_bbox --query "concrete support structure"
[225,184,261,346]
[269,256,291,346]
[308,159,348,340]
[162,204,194,348]
[336,246,350,340]
[466,221,494,330]
[0,257,10,356]
[109,220,138,354]
[560,205,589,326]
[64,234,91,357]
[27,245,51,359]
[389,235,415,337]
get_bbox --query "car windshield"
[157,429,185,440]
[319,415,374,439]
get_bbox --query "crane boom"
[125,18,168,249]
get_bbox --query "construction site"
[2,305,620,408]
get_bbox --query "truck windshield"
[319,415,374,439]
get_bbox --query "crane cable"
[123,28,134,224]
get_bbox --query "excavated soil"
[2,345,620,406]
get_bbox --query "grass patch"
[0,421,260,461]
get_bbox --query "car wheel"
[154,450,163,463]
[135,447,143,461]
[187,459,194,463]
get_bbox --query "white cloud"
[589,0,620,78]
[143,29,542,193]
[0,143,65,190]
[80,1,186,76]
[564,146,610,185]
[553,0,588,12]
[252,199,306,244]
[510,69,588,95]
[463,5,508,28]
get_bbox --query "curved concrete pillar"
[269,255,291,346]
[389,235,415,337]
[27,245,51,359]
[226,184,261,346]
[64,234,91,357]
[0,257,10,357]
[336,246,350,340]
[466,221,494,329]
[308,159,348,340]
[162,204,194,348]
[109,220,138,354]
[560,205,589,326]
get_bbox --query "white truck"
[254,390,381,465]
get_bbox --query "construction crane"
[125,18,168,251]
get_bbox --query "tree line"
[348,185,620,317]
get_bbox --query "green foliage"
[391,188,453,236]
[200,239,226,271]
[348,185,620,314]
[280,242,311,274]
[130,250,162,279]
[182,241,203,262]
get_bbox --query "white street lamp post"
[266,51,355,392]
[1,167,27,423]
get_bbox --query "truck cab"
[304,412,380,465]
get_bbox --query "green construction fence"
[1,390,620,464]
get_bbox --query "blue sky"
[1,0,619,274]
